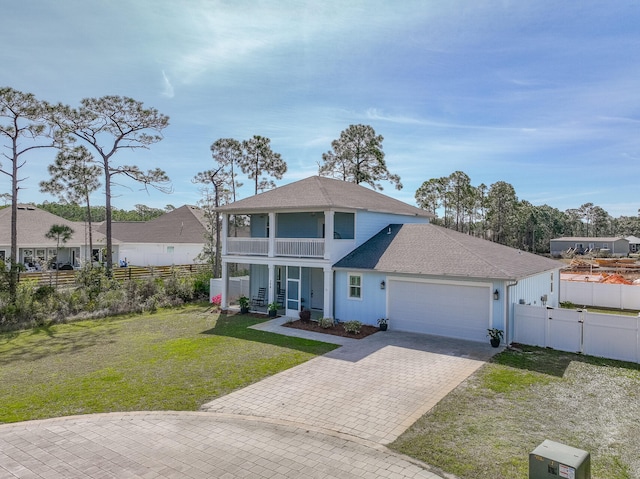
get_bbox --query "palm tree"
[45,224,74,289]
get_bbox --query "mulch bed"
[283,319,379,339]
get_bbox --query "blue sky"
[1,1,639,216]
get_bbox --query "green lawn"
[391,346,640,479]
[0,304,337,423]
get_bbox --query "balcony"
[226,238,325,258]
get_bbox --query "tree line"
[3,84,639,307]
[1,85,399,303]
[416,171,640,253]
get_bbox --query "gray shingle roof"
[334,223,562,280]
[217,176,433,218]
[98,205,207,243]
[0,205,109,247]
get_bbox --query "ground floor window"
[348,273,362,299]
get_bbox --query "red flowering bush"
[211,294,222,306]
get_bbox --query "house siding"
[277,213,323,238]
[250,215,268,238]
[249,264,269,300]
[118,243,203,267]
[334,212,355,239]
[334,270,387,325]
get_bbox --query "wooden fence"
[19,264,211,288]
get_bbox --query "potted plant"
[238,296,250,314]
[377,318,388,331]
[267,302,279,318]
[487,328,504,348]
[299,307,311,323]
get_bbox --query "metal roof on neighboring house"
[550,236,627,242]
[97,205,208,244]
[334,223,562,280]
[216,176,434,218]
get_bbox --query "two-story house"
[217,176,432,319]
[218,176,561,343]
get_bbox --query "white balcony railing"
[276,238,325,258]
[225,237,325,258]
[226,238,269,256]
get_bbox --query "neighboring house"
[626,235,640,254]
[0,204,207,269]
[218,176,561,343]
[550,237,630,257]
[0,204,110,269]
[97,205,208,266]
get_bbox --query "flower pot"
[240,307,249,314]
[268,309,277,318]
[299,309,311,322]
[379,324,388,331]
[490,338,501,348]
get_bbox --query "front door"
[286,266,301,317]
[311,268,324,310]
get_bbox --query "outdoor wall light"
[493,289,499,300]
[380,280,386,290]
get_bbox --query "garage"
[387,278,491,342]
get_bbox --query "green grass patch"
[0,305,337,423]
[391,345,640,479]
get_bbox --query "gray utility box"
[529,440,590,479]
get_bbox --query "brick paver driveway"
[202,321,496,444]
[0,318,498,478]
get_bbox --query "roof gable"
[217,176,433,218]
[335,223,561,280]
[102,205,207,243]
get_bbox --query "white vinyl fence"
[210,276,249,303]
[561,280,640,310]
[513,304,640,363]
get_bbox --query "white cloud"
[161,71,174,98]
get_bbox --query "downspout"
[505,279,519,345]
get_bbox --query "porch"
[219,262,333,320]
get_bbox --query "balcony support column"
[268,263,275,305]
[323,266,334,319]
[221,260,229,309]
[221,214,228,255]
[268,212,276,258]
[324,210,335,261]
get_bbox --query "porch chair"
[276,291,285,309]
[252,287,266,307]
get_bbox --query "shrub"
[164,267,194,303]
[317,317,334,329]
[343,320,362,334]
[192,269,213,300]
[299,308,311,322]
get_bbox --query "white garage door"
[388,279,491,342]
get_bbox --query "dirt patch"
[283,319,379,339]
